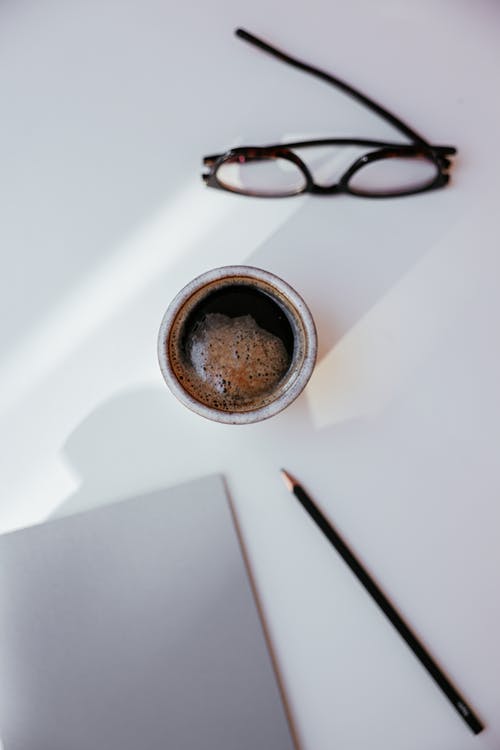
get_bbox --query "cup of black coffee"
[158,266,317,424]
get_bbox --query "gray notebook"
[0,475,295,750]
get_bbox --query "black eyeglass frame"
[203,139,455,198]
[202,29,457,199]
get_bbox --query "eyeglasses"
[202,29,457,199]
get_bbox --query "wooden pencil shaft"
[293,484,484,735]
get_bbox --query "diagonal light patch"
[0,182,223,415]
[307,200,493,429]
[0,179,304,419]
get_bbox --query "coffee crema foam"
[180,313,290,411]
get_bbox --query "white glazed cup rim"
[157,265,317,424]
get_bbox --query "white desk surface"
[1,1,499,748]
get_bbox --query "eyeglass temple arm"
[235,28,430,148]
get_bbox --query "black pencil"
[280,469,484,735]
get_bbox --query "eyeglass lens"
[348,153,439,196]
[216,155,307,196]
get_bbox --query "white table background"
[1,1,499,748]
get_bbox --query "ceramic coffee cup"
[158,266,317,424]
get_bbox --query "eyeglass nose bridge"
[309,183,341,195]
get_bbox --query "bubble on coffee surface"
[184,313,290,410]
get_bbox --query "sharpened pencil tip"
[280,469,298,492]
